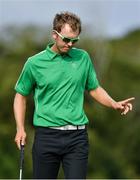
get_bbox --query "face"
[52,24,80,54]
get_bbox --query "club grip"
[20,145,24,169]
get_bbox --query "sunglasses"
[53,30,80,44]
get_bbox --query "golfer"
[14,11,134,179]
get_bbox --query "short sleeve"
[15,59,35,96]
[85,53,99,90]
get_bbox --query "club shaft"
[19,169,22,180]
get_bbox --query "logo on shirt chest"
[71,62,77,69]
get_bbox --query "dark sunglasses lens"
[63,38,71,43]
[72,39,79,43]
[63,37,79,44]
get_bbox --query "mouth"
[63,47,70,51]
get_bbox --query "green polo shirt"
[15,43,99,127]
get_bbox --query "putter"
[19,144,24,180]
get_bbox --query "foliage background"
[0,24,140,178]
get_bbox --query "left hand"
[114,97,135,115]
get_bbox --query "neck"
[51,43,61,54]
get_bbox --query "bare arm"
[89,86,135,115]
[13,93,27,149]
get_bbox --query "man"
[14,11,135,179]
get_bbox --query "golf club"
[19,144,24,180]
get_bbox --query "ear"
[52,32,57,40]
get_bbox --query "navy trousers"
[32,127,89,179]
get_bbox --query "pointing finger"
[123,97,135,104]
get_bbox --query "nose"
[67,41,73,46]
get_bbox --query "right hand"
[15,129,26,149]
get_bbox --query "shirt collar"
[46,42,73,60]
[46,43,57,60]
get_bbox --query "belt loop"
[77,125,78,130]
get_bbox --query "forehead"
[60,24,79,37]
